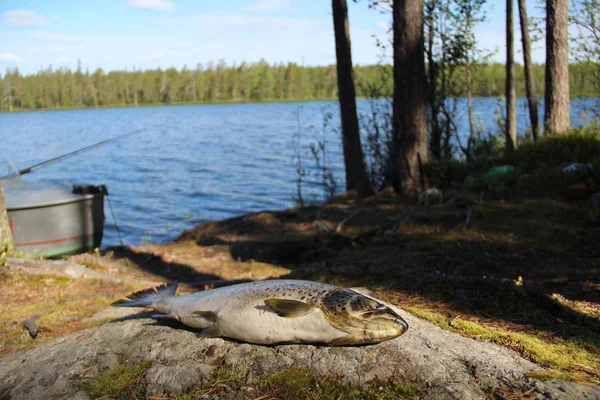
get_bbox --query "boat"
[0,129,144,257]
[2,177,106,258]
[1,155,106,258]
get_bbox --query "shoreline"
[2,95,598,114]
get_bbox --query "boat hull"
[4,181,105,258]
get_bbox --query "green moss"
[81,361,151,400]
[407,307,599,371]
[406,307,449,326]
[318,376,419,400]
[527,370,577,382]
[258,368,420,400]
[318,375,363,399]
[261,367,313,400]
[174,362,254,399]
[212,360,253,386]
[175,366,420,400]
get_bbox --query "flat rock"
[0,304,552,400]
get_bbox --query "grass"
[0,273,139,356]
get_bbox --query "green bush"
[513,127,600,173]
[444,126,600,199]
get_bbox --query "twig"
[462,205,473,232]
[336,210,362,233]
[314,221,330,233]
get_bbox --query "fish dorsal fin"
[264,299,314,318]
[193,311,218,322]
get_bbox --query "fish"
[111,279,409,345]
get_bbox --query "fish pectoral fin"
[197,326,220,338]
[264,299,314,318]
[193,311,218,322]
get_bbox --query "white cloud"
[128,0,174,12]
[3,10,47,27]
[243,0,293,12]
[29,31,81,44]
[0,53,22,64]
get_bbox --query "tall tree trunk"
[518,0,540,141]
[544,0,570,134]
[392,0,430,194]
[332,0,374,197]
[0,183,13,264]
[506,0,518,154]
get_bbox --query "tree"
[506,0,518,154]
[332,0,374,197]
[518,0,540,140]
[570,0,600,116]
[545,0,570,133]
[392,0,430,194]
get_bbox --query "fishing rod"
[18,128,147,175]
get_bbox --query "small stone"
[206,344,217,357]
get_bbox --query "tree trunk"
[506,0,518,154]
[0,183,13,262]
[332,0,374,197]
[518,0,540,141]
[392,0,430,194]
[544,0,570,134]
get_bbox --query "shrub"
[513,127,600,173]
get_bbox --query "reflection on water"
[0,98,596,247]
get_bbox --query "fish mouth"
[394,315,409,333]
[381,308,409,333]
[362,308,409,333]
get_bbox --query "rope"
[102,186,124,247]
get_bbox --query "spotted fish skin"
[112,280,408,345]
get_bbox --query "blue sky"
[0,0,545,75]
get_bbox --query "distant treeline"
[0,60,597,111]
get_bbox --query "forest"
[0,60,598,111]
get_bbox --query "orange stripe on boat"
[15,233,99,247]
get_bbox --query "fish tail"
[111,281,178,307]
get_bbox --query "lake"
[1,97,596,247]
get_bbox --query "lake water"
[0,97,596,247]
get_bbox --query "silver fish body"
[112,279,408,345]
